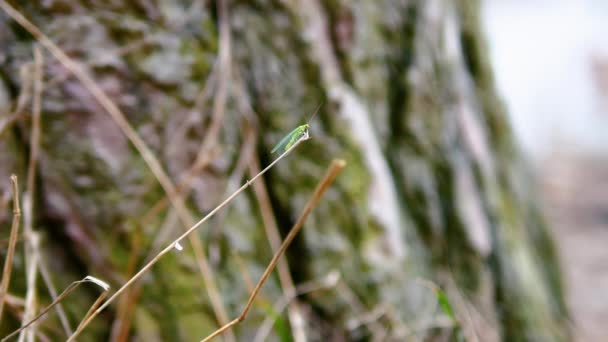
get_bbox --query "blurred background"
[1,0,605,341]
[484,1,608,340]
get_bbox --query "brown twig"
[75,291,108,333]
[67,135,310,341]
[38,258,72,336]
[143,0,231,230]
[253,271,341,342]
[200,159,346,342]
[208,120,257,264]
[108,225,142,341]
[0,0,234,332]
[248,155,307,341]
[26,46,43,216]
[0,175,21,322]
[17,46,44,342]
[18,231,40,342]
[0,64,33,138]
[2,276,109,342]
[335,279,386,338]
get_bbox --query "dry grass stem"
[200,159,346,342]
[208,122,257,263]
[0,175,22,322]
[336,279,386,337]
[2,276,109,342]
[143,0,231,231]
[67,137,310,341]
[75,291,108,333]
[253,271,341,342]
[18,46,44,342]
[0,64,33,138]
[18,230,40,342]
[0,0,232,331]
[38,258,72,336]
[248,156,307,341]
[25,46,43,236]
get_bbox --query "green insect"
[271,104,322,154]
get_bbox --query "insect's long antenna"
[307,102,323,124]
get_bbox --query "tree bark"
[0,0,569,341]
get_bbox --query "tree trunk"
[0,0,569,341]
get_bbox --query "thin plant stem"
[200,159,346,342]
[253,271,341,342]
[75,291,108,333]
[248,156,307,341]
[25,46,43,235]
[67,137,311,341]
[2,277,109,342]
[0,175,21,322]
[0,1,232,331]
[0,64,33,138]
[18,231,40,342]
[38,259,72,336]
[18,46,44,342]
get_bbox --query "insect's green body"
[270,103,321,154]
[271,123,310,154]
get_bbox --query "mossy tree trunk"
[0,0,568,341]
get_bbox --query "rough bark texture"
[0,0,569,341]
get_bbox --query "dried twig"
[18,230,40,342]
[248,156,307,341]
[2,276,110,342]
[67,136,311,341]
[201,159,346,342]
[0,0,232,331]
[253,271,341,342]
[37,259,72,336]
[26,46,43,226]
[18,46,44,342]
[0,175,21,322]
[32,44,71,336]
[0,64,33,138]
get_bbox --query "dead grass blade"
[2,276,109,342]
[0,175,21,322]
[248,156,307,341]
[37,258,72,336]
[253,271,341,342]
[17,46,44,342]
[200,159,346,342]
[18,230,40,342]
[0,64,33,138]
[0,0,234,331]
[66,137,310,341]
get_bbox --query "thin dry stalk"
[0,1,177,213]
[25,46,43,235]
[143,0,232,226]
[2,276,109,342]
[38,258,72,336]
[253,271,341,342]
[208,122,257,263]
[18,230,40,342]
[231,252,256,294]
[67,137,310,341]
[0,1,233,331]
[0,64,33,138]
[192,0,230,169]
[75,291,108,333]
[0,175,22,322]
[248,156,307,341]
[200,159,346,342]
[18,46,44,342]
[335,279,386,337]
[108,226,142,341]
